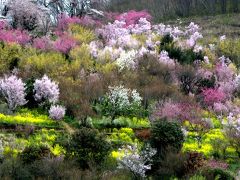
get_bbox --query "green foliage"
[160,35,204,65]
[0,43,24,75]
[19,51,67,78]
[189,174,206,180]
[20,144,52,164]
[68,24,96,44]
[150,120,184,161]
[67,127,111,169]
[202,168,235,180]
[218,39,240,68]
[0,109,58,128]
[91,116,150,129]
[69,44,95,72]
[107,128,140,147]
[183,129,238,159]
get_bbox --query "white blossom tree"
[49,104,66,120]
[0,75,27,111]
[118,144,157,178]
[33,75,60,104]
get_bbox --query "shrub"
[67,127,111,169]
[68,24,96,44]
[154,152,187,178]
[202,168,235,180]
[0,29,31,45]
[184,152,205,175]
[0,43,24,75]
[20,144,52,164]
[160,35,204,65]
[19,51,66,78]
[7,0,48,31]
[177,65,198,95]
[107,128,138,147]
[150,120,184,162]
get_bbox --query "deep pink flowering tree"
[0,29,31,45]
[33,37,53,51]
[55,14,101,35]
[201,88,226,106]
[54,36,76,54]
[115,10,152,26]
[0,75,27,111]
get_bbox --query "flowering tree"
[49,105,66,120]
[33,75,59,104]
[5,0,51,32]
[115,10,152,26]
[0,75,27,111]
[0,29,31,45]
[201,88,226,106]
[33,37,53,51]
[116,50,138,71]
[117,144,156,178]
[54,36,76,54]
[96,85,144,122]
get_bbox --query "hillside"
[0,7,240,179]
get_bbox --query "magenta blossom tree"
[54,35,76,54]
[115,10,152,26]
[201,88,226,106]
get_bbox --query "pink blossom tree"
[201,88,226,106]
[0,29,31,45]
[115,10,152,26]
[54,35,76,54]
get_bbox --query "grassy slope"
[165,13,240,38]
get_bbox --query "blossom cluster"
[117,144,156,177]
[107,85,142,109]
[0,75,27,111]
[33,75,60,104]
[49,105,66,120]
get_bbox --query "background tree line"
[106,0,239,21]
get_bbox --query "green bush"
[107,128,139,147]
[202,168,235,180]
[150,120,184,160]
[67,127,111,169]
[20,144,52,164]
[160,34,204,65]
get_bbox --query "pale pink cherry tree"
[49,105,66,120]
[0,75,27,111]
[33,75,60,104]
